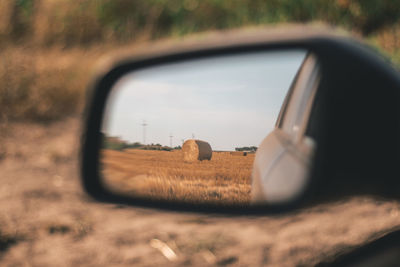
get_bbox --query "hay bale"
[182,139,212,162]
[230,151,247,156]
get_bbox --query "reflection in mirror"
[101,50,308,206]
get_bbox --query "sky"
[102,50,306,150]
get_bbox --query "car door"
[251,54,320,204]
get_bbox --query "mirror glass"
[100,50,309,206]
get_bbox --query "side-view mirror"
[81,27,400,213]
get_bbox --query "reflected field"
[100,50,306,206]
[101,149,254,205]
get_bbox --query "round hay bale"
[182,139,212,162]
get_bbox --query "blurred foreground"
[2,1,400,123]
[0,118,399,266]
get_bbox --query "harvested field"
[101,149,254,205]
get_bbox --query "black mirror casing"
[81,27,400,214]
[310,39,400,200]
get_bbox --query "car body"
[251,53,320,204]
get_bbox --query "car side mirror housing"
[81,27,400,214]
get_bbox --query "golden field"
[101,149,255,206]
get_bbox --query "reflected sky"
[103,50,306,150]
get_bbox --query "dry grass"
[1,1,400,125]
[101,149,254,206]
[0,47,102,122]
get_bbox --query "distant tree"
[102,134,129,151]
[126,142,142,148]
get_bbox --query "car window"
[278,54,320,141]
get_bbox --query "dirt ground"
[1,117,400,267]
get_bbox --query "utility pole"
[169,134,173,148]
[141,120,147,145]
[192,133,195,139]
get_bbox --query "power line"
[141,120,147,145]
[169,134,174,147]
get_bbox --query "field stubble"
[101,149,254,205]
